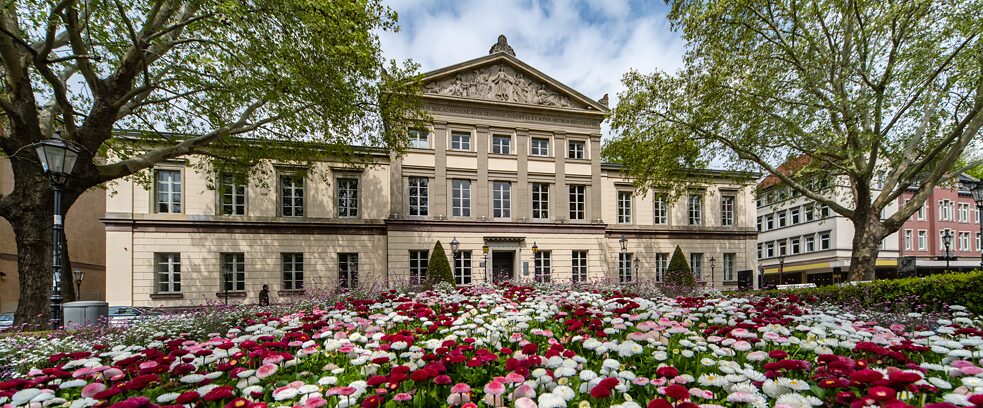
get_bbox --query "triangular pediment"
[421,53,608,114]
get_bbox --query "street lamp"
[34,136,81,329]
[619,235,627,253]
[778,252,786,286]
[531,242,540,254]
[972,181,983,269]
[482,244,490,283]
[450,237,460,254]
[709,256,716,288]
[633,255,640,282]
[223,267,231,305]
[72,268,84,301]
[941,230,954,271]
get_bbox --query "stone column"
[433,121,448,218]
[476,125,490,219]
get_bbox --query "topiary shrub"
[426,241,455,289]
[664,245,697,288]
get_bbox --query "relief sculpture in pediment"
[424,64,576,108]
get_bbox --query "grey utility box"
[63,301,109,329]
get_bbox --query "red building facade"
[898,175,982,273]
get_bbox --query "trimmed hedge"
[759,270,983,315]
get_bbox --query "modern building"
[0,158,106,313]
[898,174,983,274]
[104,36,760,307]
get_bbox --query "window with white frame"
[282,253,304,290]
[454,251,472,285]
[654,194,669,225]
[408,177,429,216]
[959,203,970,222]
[530,137,550,156]
[155,169,182,213]
[723,253,735,281]
[221,253,245,292]
[451,179,471,217]
[791,237,801,254]
[766,242,775,258]
[819,231,831,250]
[917,205,926,220]
[977,232,982,251]
[220,173,246,216]
[721,195,735,226]
[655,253,668,282]
[492,134,511,154]
[820,205,831,218]
[805,236,816,252]
[940,200,953,221]
[408,129,430,149]
[977,208,981,223]
[904,230,913,250]
[155,253,181,293]
[690,253,703,281]
[409,250,428,286]
[617,191,632,224]
[531,183,550,219]
[917,230,927,250]
[568,140,585,159]
[280,175,304,217]
[959,232,971,251]
[337,178,359,218]
[688,194,703,225]
[766,214,774,230]
[778,211,787,227]
[571,251,588,283]
[790,207,801,224]
[618,253,634,283]
[757,243,764,260]
[338,253,359,289]
[534,251,551,283]
[569,185,585,220]
[493,182,511,218]
[451,131,471,151]
[756,216,763,232]
[805,204,816,221]
[778,241,787,256]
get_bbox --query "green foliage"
[664,245,696,287]
[762,271,983,315]
[426,241,454,289]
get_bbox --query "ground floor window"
[618,252,633,283]
[655,253,668,282]
[282,253,304,290]
[409,250,428,286]
[723,253,735,281]
[155,253,181,293]
[454,251,472,286]
[221,253,245,292]
[571,251,588,283]
[690,253,703,281]
[338,253,359,289]
[534,251,551,283]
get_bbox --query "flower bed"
[1,285,982,408]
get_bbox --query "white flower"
[156,393,180,403]
[58,380,87,389]
[698,373,728,387]
[580,370,598,382]
[777,377,811,391]
[180,374,206,384]
[929,377,953,389]
[274,388,300,401]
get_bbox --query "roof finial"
[598,93,609,107]
[489,34,516,57]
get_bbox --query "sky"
[377,0,687,137]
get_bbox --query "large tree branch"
[61,2,101,92]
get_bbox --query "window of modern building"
[690,253,703,281]
[805,203,816,222]
[904,230,913,250]
[655,253,668,282]
[530,137,550,156]
[408,177,429,216]
[452,179,471,217]
[820,205,831,218]
[766,214,774,230]
[618,253,634,283]
[221,253,245,292]
[569,185,585,220]
[568,140,585,159]
[723,253,735,281]
[531,183,550,219]
[338,253,359,289]
[409,129,430,149]
[688,194,703,225]
[155,253,181,293]
[571,251,588,283]
[282,253,304,290]
[721,195,735,226]
[959,203,970,223]
[280,175,304,217]
[155,169,182,213]
[790,237,801,254]
[617,191,632,224]
[790,207,800,224]
[778,211,787,228]
[534,251,551,283]
[454,251,472,285]
[778,241,787,257]
[819,231,831,250]
[492,134,511,154]
[917,230,927,250]
[220,173,246,216]
[493,181,512,218]
[805,236,815,252]
[409,250,428,286]
[451,131,471,151]
[337,178,359,218]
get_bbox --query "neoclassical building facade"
[104,36,759,307]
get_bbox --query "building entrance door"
[492,251,515,283]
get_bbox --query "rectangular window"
[791,237,801,254]
[338,253,359,289]
[569,185,585,220]
[790,207,801,224]
[220,173,246,216]
[337,178,359,218]
[918,230,927,250]
[454,251,472,286]
[819,231,831,250]
[688,194,703,225]
[282,253,304,290]
[408,177,429,216]
[820,205,831,218]
[451,179,471,217]
[917,205,926,220]
[959,203,970,222]
[757,243,764,260]
[778,241,787,257]
[778,211,787,228]
[568,140,585,159]
[534,251,551,283]
[904,230,913,250]
[221,253,245,292]
[451,131,471,151]
[805,236,815,252]
[959,232,971,251]
[155,253,181,293]
[571,251,588,283]
[720,195,735,226]
[491,134,511,154]
[531,183,550,219]
[690,253,703,281]
[409,250,429,286]
[939,200,952,221]
[530,137,550,156]
[976,208,981,224]
[723,253,735,281]
[766,242,775,258]
[757,216,763,232]
[618,253,634,283]
[617,191,632,224]
[655,253,669,282]
[493,182,512,218]
[766,214,774,230]
[280,175,304,217]
[805,204,816,222]
[409,129,430,149]
[977,232,981,251]
[155,170,182,213]
[654,194,669,225]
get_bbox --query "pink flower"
[72,367,96,378]
[304,396,328,408]
[338,386,356,396]
[514,397,537,408]
[256,363,278,379]
[394,393,412,402]
[504,372,524,384]
[81,382,107,398]
[451,383,471,394]
[484,381,506,396]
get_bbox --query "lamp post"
[972,182,983,269]
[941,230,953,271]
[223,267,230,305]
[633,255,640,282]
[778,253,786,286]
[34,136,81,329]
[72,268,84,301]
[482,243,490,283]
[619,235,628,253]
[709,257,716,288]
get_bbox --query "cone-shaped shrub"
[426,241,455,289]
[665,245,696,287]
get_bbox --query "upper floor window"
[222,253,245,292]
[155,253,181,293]
[777,211,787,228]
[569,185,586,220]
[409,250,429,286]
[338,253,359,290]
[766,214,774,229]
[530,137,550,156]
[408,177,429,216]
[155,169,182,213]
[571,251,588,283]
[904,230,913,250]
[219,173,245,216]
[280,175,304,217]
[690,253,703,281]
[492,135,511,154]
[805,203,816,222]
[531,183,550,219]
[654,194,668,225]
[282,253,304,290]
[534,251,551,283]
[917,204,926,220]
[939,200,953,221]
[820,205,831,218]
[408,129,430,149]
[790,207,801,224]
[790,237,801,254]
[757,216,763,232]
[452,179,471,217]
[819,231,831,250]
[337,178,359,218]
[568,140,585,159]
[720,195,735,226]
[617,191,632,224]
[805,236,815,252]
[688,194,703,225]
[493,181,512,218]
[959,232,971,251]
[723,253,735,281]
[958,203,970,223]
[917,230,927,250]
[450,131,471,151]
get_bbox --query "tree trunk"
[848,214,886,282]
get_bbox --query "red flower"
[521,343,538,355]
[968,394,983,405]
[93,386,124,400]
[175,391,201,404]
[836,391,857,404]
[647,398,673,408]
[226,398,250,408]
[204,385,235,401]
[656,366,679,378]
[850,369,884,384]
[888,371,922,384]
[589,385,612,399]
[768,350,788,359]
[867,386,896,401]
[434,374,452,385]
[598,377,620,390]
[367,376,387,387]
[664,384,689,400]
[109,397,151,408]
[361,395,382,408]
